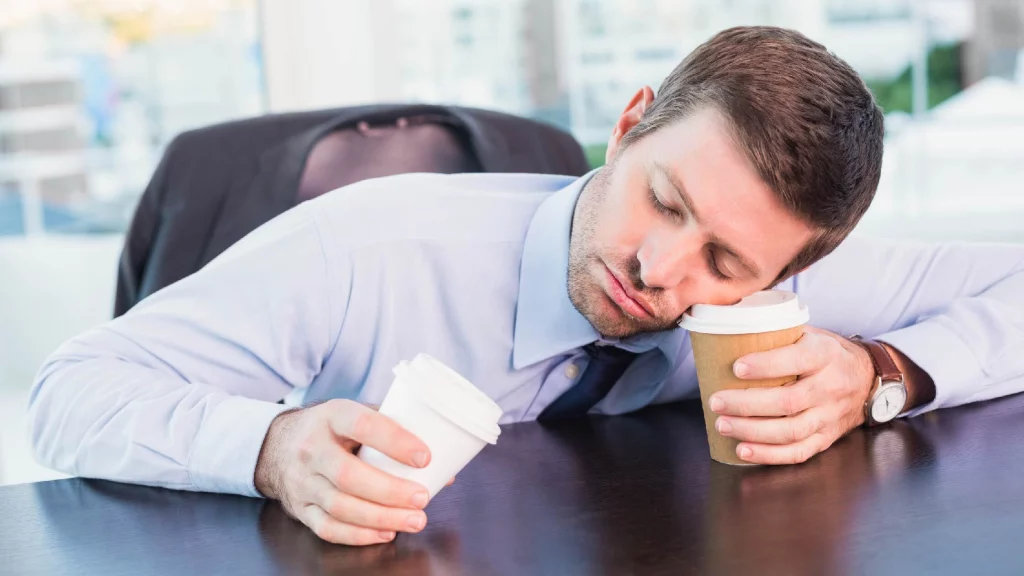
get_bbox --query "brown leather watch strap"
[851,336,903,383]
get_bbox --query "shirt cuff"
[875,319,985,418]
[188,395,290,497]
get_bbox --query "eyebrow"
[653,162,763,280]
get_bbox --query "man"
[28,27,1024,546]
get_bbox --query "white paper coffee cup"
[358,353,503,499]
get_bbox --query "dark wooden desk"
[3,396,1024,575]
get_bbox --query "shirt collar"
[512,169,687,370]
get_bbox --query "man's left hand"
[707,326,875,465]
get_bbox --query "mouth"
[603,264,654,320]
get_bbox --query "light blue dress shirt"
[28,171,1024,497]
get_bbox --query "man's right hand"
[254,399,431,546]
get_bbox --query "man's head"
[568,26,884,339]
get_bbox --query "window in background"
[846,0,1024,241]
[0,0,265,236]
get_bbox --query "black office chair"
[114,104,591,316]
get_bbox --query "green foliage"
[866,43,964,114]
[584,143,608,168]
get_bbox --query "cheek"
[598,190,654,249]
[577,205,637,271]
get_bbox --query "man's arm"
[30,192,446,546]
[794,235,1024,415]
[707,235,1024,464]
[28,203,341,495]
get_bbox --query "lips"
[604,265,654,319]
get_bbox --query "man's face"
[568,107,816,339]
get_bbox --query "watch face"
[871,383,907,423]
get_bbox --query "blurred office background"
[1,0,1022,485]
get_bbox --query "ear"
[605,86,655,164]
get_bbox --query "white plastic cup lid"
[395,353,503,444]
[679,290,810,335]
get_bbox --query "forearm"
[29,202,349,495]
[791,237,1024,415]
[29,353,288,495]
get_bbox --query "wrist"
[254,408,301,500]
[878,341,936,412]
[848,339,875,424]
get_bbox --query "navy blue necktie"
[539,343,639,421]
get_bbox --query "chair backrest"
[114,105,591,316]
[296,114,481,202]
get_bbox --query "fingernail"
[379,530,395,541]
[411,491,428,508]
[739,446,753,460]
[709,396,725,413]
[407,514,426,531]
[716,418,732,435]
[413,452,429,468]
[734,361,749,378]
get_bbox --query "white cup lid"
[395,354,503,443]
[679,290,809,335]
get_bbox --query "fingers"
[734,433,832,465]
[715,407,830,445]
[301,503,397,546]
[314,447,430,510]
[275,400,440,547]
[309,475,427,535]
[733,330,839,381]
[710,380,818,418]
[327,400,431,469]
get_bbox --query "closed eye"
[649,186,680,219]
[707,248,732,281]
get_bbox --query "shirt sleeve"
[27,203,351,496]
[784,235,1024,417]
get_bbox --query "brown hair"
[620,26,884,283]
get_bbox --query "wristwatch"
[850,336,908,426]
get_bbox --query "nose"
[637,227,702,290]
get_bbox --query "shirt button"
[564,364,580,380]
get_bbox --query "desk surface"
[3,396,1024,576]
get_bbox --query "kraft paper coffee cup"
[358,353,503,499]
[680,290,810,465]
